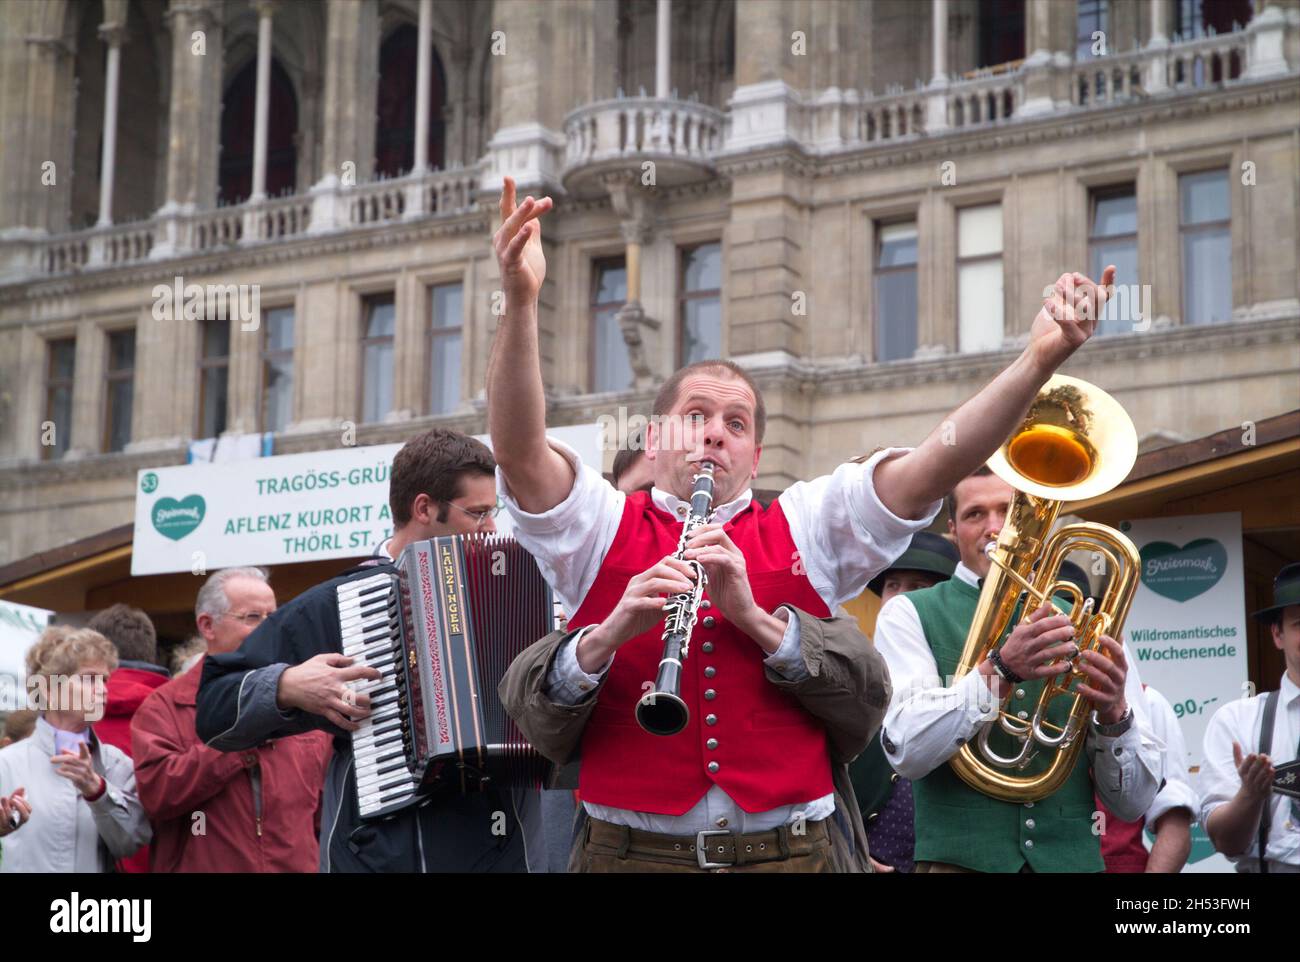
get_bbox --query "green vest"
[848,737,900,822]
[906,576,1103,873]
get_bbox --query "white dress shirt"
[1198,672,1300,872]
[1140,686,1199,828]
[499,438,940,835]
[873,561,1164,822]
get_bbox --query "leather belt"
[586,816,828,869]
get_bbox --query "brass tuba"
[948,374,1141,803]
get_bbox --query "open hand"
[493,176,553,308]
[1231,742,1275,800]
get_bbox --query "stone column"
[604,172,660,391]
[1150,0,1169,43]
[249,1,276,204]
[1145,0,1170,93]
[724,0,811,152]
[308,0,379,234]
[718,2,813,374]
[65,319,106,458]
[1017,0,1070,117]
[656,0,671,98]
[1244,4,1292,80]
[718,0,812,362]
[414,0,433,173]
[926,0,951,132]
[152,0,223,258]
[481,0,570,197]
[931,0,949,82]
[226,314,262,437]
[0,5,74,282]
[404,0,434,218]
[95,22,126,228]
[390,268,423,420]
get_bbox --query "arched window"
[374,23,446,178]
[219,57,299,205]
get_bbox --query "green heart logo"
[152,495,206,541]
[1139,538,1227,602]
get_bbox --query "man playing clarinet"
[490,175,1117,873]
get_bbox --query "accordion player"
[339,533,559,820]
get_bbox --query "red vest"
[573,492,835,814]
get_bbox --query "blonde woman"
[0,627,150,872]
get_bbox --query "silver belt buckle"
[696,829,732,869]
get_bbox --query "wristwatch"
[1091,706,1134,736]
[987,648,1024,685]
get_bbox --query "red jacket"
[130,662,333,873]
[574,493,834,814]
[97,661,171,872]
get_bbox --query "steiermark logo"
[152,495,206,541]
[1139,538,1227,602]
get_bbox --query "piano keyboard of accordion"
[338,535,559,821]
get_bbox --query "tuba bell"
[948,374,1141,803]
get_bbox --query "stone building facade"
[0,0,1298,566]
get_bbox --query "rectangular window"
[957,204,1004,353]
[104,329,135,452]
[428,283,463,415]
[361,294,396,423]
[874,222,919,362]
[260,306,294,434]
[591,258,631,393]
[1175,0,1253,40]
[1179,170,1232,325]
[197,319,230,439]
[1088,186,1139,335]
[978,0,1025,69]
[44,338,76,460]
[1076,0,1108,59]
[679,242,722,365]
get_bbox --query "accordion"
[337,535,559,820]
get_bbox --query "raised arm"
[874,266,1117,520]
[486,176,574,514]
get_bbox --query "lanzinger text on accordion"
[338,534,559,821]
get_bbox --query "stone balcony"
[3,9,1295,287]
[560,94,726,198]
[733,7,1295,154]
[0,165,482,286]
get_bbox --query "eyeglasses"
[223,611,272,626]
[445,498,504,529]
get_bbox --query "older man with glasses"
[129,567,333,872]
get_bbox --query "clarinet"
[635,461,715,736]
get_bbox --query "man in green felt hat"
[1200,561,1300,872]
[849,531,958,872]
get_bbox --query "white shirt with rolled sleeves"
[1140,686,1198,829]
[1198,673,1300,872]
[499,438,940,835]
[873,561,1163,822]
